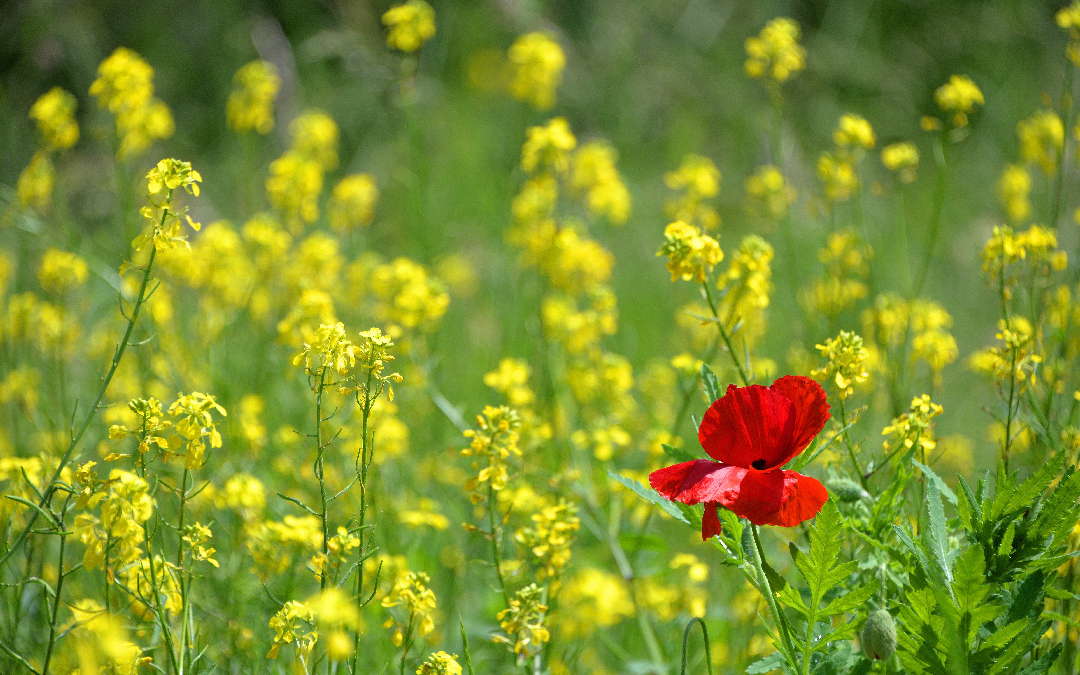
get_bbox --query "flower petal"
[701,502,722,540]
[766,375,831,468]
[765,470,829,527]
[698,383,796,468]
[649,460,745,505]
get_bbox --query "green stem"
[679,618,713,675]
[41,503,69,675]
[351,371,376,675]
[911,134,948,299]
[837,397,867,488]
[701,281,751,386]
[747,524,799,671]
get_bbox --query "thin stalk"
[747,524,799,671]
[315,368,330,590]
[701,282,751,386]
[41,503,69,675]
[351,370,376,675]
[911,134,948,299]
[487,481,511,609]
[837,398,867,488]
[175,468,190,674]
[0,243,160,569]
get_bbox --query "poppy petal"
[767,376,831,468]
[765,470,829,527]
[715,467,786,524]
[698,384,796,468]
[701,502,722,540]
[649,460,745,505]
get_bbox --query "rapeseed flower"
[29,87,79,150]
[226,60,280,134]
[507,32,565,110]
[382,0,436,53]
[744,17,806,83]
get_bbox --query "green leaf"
[992,452,1065,521]
[459,616,475,675]
[923,479,954,588]
[700,363,722,402]
[894,524,935,582]
[820,579,878,617]
[608,471,689,525]
[913,460,958,506]
[662,442,698,463]
[745,652,785,674]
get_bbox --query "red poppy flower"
[649,375,830,540]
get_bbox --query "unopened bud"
[861,609,897,660]
[827,477,871,502]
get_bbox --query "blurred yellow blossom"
[744,17,806,83]
[507,32,565,110]
[382,0,436,53]
[226,60,280,134]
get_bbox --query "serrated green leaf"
[777,585,809,617]
[745,652,785,674]
[993,452,1065,520]
[662,442,697,463]
[700,363,722,402]
[1004,571,1044,625]
[894,524,935,582]
[923,479,954,588]
[1032,466,1080,543]
[608,471,689,525]
[820,579,878,617]
[913,460,958,506]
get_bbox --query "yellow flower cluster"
[267,600,317,659]
[1057,1,1080,65]
[483,358,536,407]
[382,0,436,53]
[462,406,522,496]
[555,568,634,638]
[74,468,155,571]
[665,154,721,230]
[507,32,565,111]
[16,151,54,212]
[570,141,632,225]
[417,651,463,675]
[311,526,361,582]
[89,47,174,158]
[167,391,227,469]
[306,588,363,661]
[969,317,1043,387]
[66,600,151,674]
[717,235,774,344]
[813,331,870,399]
[381,570,437,645]
[29,87,79,151]
[494,583,550,660]
[134,158,203,252]
[521,117,577,175]
[881,142,919,183]
[514,498,580,580]
[1016,109,1064,175]
[833,113,876,150]
[817,114,875,203]
[369,257,450,333]
[657,220,723,283]
[37,248,88,295]
[881,394,943,462]
[226,60,281,134]
[745,164,796,218]
[266,111,340,230]
[329,173,379,233]
[981,224,1067,296]
[933,74,984,128]
[802,229,871,317]
[998,165,1032,223]
[182,522,219,568]
[744,17,806,83]
[246,515,322,580]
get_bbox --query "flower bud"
[827,477,871,502]
[861,609,897,660]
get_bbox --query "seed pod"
[861,609,897,660]
[827,477,871,502]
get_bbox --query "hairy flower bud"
[826,477,871,503]
[861,609,897,660]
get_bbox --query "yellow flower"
[1016,109,1064,175]
[813,331,870,400]
[744,17,806,83]
[521,117,577,174]
[329,174,379,233]
[570,141,631,225]
[665,154,721,229]
[881,142,919,183]
[226,60,280,134]
[507,32,565,111]
[382,0,436,53]
[657,220,722,283]
[833,114,876,150]
[998,165,1032,223]
[745,164,796,217]
[417,651,463,675]
[817,151,857,202]
[38,248,89,294]
[29,87,79,151]
[933,74,984,128]
[16,151,54,212]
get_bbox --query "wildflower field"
[3,1,1080,673]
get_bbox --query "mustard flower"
[37,248,89,294]
[289,111,339,170]
[556,568,634,638]
[382,0,436,53]
[417,651,463,675]
[29,87,79,151]
[817,151,857,202]
[89,47,154,114]
[134,159,202,252]
[745,164,796,217]
[1016,109,1064,175]
[881,394,942,461]
[881,142,919,183]
[168,391,227,469]
[16,151,54,212]
[521,117,577,174]
[462,405,522,496]
[933,74,984,128]
[381,570,437,645]
[267,600,317,659]
[494,584,550,661]
[1057,1,1080,65]
[507,32,565,111]
[998,165,1032,223]
[813,331,870,399]
[833,113,876,150]
[665,154,721,229]
[369,257,450,332]
[657,220,723,283]
[570,141,631,224]
[483,358,536,407]
[266,151,323,229]
[744,17,806,83]
[226,60,280,134]
[328,174,379,233]
[514,498,580,580]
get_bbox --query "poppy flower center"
[751,458,767,470]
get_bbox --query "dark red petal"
[698,384,796,468]
[763,470,829,527]
[701,502,722,540]
[649,461,745,505]
[767,376,831,468]
[716,467,786,524]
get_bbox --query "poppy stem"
[837,397,868,488]
[700,281,751,386]
[747,524,799,670]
